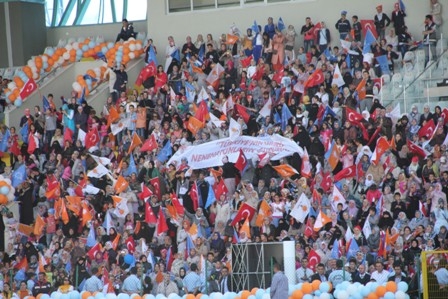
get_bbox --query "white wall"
[148,0,447,64]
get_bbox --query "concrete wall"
[46,20,148,48]
[0,1,47,68]
[148,0,448,65]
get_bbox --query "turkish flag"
[145,202,157,224]
[334,165,356,182]
[46,174,59,191]
[360,20,378,39]
[357,162,365,180]
[171,193,185,217]
[240,55,253,68]
[230,202,256,226]
[213,179,228,200]
[272,69,283,84]
[10,140,21,157]
[135,61,157,86]
[138,183,153,200]
[126,236,135,253]
[321,172,332,193]
[87,243,103,260]
[407,140,429,158]
[304,218,314,238]
[251,66,265,81]
[235,149,248,172]
[418,119,435,139]
[45,183,61,200]
[304,69,324,88]
[149,177,161,199]
[75,177,87,197]
[85,127,100,149]
[19,78,37,99]
[27,134,37,154]
[157,209,168,235]
[195,101,209,123]
[14,257,28,270]
[311,22,322,41]
[308,249,321,272]
[441,108,448,125]
[64,128,74,144]
[190,182,199,210]
[373,77,383,91]
[235,104,250,123]
[141,134,158,152]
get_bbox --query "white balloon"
[337,290,349,299]
[58,56,65,64]
[136,43,142,50]
[72,42,79,50]
[129,44,136,51]
[63,52,70,60]
[320,293,331,299]
[27,59,36,67]
[65,44,73,51]
[72,82,82,92]
[129,52,135,59]
[41,55,48,62]
[7,82,17,89]
[395,291,406,299]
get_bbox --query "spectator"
[115,19,135,42]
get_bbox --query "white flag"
[197,86,208,103]
[259,98,272,118]
[83,184,100,195]
[332,64,345,87]
[90,154,111,166]
[345,226,354,242]
[229,118,242,140]
[114,198,129,218]
[87,164,110,178]
[206,63,225,85]
[290,193,311,223]
[209,113,224,128]
[78,129,86,146]
[331,185,347,211]
[363,215,372,239]
[111,118,130,135]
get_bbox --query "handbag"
[285,45,294,51]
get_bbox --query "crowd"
[0,0,446,298]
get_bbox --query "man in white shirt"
[295,257,314,283]
[371,262,389,285]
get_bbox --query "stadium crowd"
[0,0,445,298]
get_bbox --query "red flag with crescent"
[418,119,435,139]
[85,127,100,149]
[20,78,37,99]
[149,177,161,199]
[304,69,324,88]
[235,149,248,172]
[346,107,363,123]
[308,249,321,272]
[360,20,378,39]
[334,165,356,182]
[230,202,256,226]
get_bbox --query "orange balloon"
[386,281,397,293]
[52,53,59,61]
[195,295,202,299]
[81,292,91,299]
[376,285,386,297]
[70,56,76,62]
[241,290,251,299]
[48,58,54,66]
[367,293,378,299]
[8,93,16,101]
[123,47,130,55]
[55,49,63,56]
[35,60,43,69]
[251,287,258,295]
[94,45,101,53]
[70,49,76,56]
[35,56,42,64]
[292,289,303,299]
[185,295,195,299]
[13,89,20,96]
[0,181,7,187]
[133,296,141,299]
[311,279,321,291]
[301,282,313,294]
[14,77,24,89]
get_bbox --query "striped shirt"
[83,275,104,292]
[182,271,202,293]
[270,271,289,299]
[122,274,142,294]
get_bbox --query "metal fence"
[421,250,448,299]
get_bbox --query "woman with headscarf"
[367,226,381,252]
[394,211,410,231]
[210,232,225,261]
[403,239,422,266]
[353,226,367,247]
[378,211,395,231]
[434,200,448,234]
[224,60,237,91]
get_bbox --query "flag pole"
[427,81,430,105]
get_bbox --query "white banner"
[167,134,302,169]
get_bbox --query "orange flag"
[386,229,400,245]
[313,211,332,231]
[115,176,129,194]
[60,199,69,224]
[14,257,28,270]
[45,183,61,200]
[389,137,396,151]
[107,107,120,127]
[128,132,142,154]
[33,215,46,236]
[38,253,47,272]
[192,65,204,74]
[66,195,82,214]
[81,202,92,227]
[18,224,34,236]
[210,167,223,180]
[189,223,198,236]
[371,136,390,165]
[111,196,123,207]
[111,233,121,250]
[356,79,367,100]
[226,34,239,45]
[256,200,272,227]
[187,116,205,135]
[272,164,299,177]
[328,142,341,170]
[166,204,178,219]
[53,198,62,219]
[240,218,251,238]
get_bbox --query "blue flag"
[274,111,281,124]
[205,183,216,208]
[197,184,203,208]
[0,129,10,152]
[186,234,195,253]
[251,20,260,34]
[20,123,28,144]
[331,239,339,259]
[198,45,205,63]
[345,53,351,69]
[83,74,98,82]
[324,48,331,59]
[157,140,172,163]
[281,103,293,131]
[148,45,158,65]
[12,164,26,188]
[42,96,50,112]
[347,239,360,260]
[277,17,286,32]
[124,154,138,177]
[166,247,171,269]
[325,140,335,160]
[171,49,180,62]
[77,87,85,105]
[86,224,96,247]
[322,106,336,121]
[309,206,318,218]
[376,55,390,75]
[363,29,376,54]
[184,82,196,103]
[399,0,406,12]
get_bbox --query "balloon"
[247,295,255,299]
[292,289,303,299]
[7,82,17,89]
[50,292,60,299]
[383,292,394,299]
[46,47,55,56]
[1,186,9,195]
[346,284,357,295]
[129,52,135,59]
[94,293,104,299]
[319,294,330,299]
[255,289,264,299]
[89,41,95,48]
[302,282,313,294]
[366,293,378,299]
[369,282,379,292]
[82,45,89,52]
[72,82,82,92]
[129,44,136,51]
[60,295,69,299]
[302,295,313,299]
[105,294,117,299]
[63,52,70,60]
[397,281,408,293]
[260,294,270,299]
[69,291,80,299]
[394,291,406,299]
[14,98,22,107]
[336,290,348,299]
